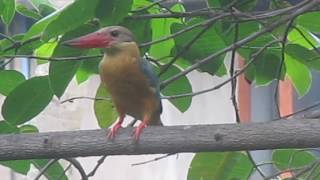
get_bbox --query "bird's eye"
[110,30,119,37]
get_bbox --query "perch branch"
[0,119,320,160]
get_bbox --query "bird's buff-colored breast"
[99,48,160,121]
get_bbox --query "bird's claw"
[132,122,147,142]
[107,123,122,139]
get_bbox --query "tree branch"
[0,119,320,160]
[34,159,58,180]
[160,0,320,87]
[1,54,102,61]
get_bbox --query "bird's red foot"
[132,122,147,142]
[107,123,122,139]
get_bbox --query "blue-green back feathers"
[139,57,162,114]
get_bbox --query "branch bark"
[0,119,320,160]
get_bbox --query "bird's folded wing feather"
[139,57,163,114]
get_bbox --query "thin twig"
[160,1,319,88]
[57,163,72,180]
[128,10,223,19]
[139,14,228,48]
[229,18,240,123]
[60,96,111,104]
[307,163,320,180]
[86,156,107,178]
[131,0,165,13]
[274,19,295,118]
[128,3,312,20]
[2,36,41,52]
[294,160,320,179]
[159,18,217,77]
[86,118,138,177]
[163,40,279,99]
[144,54,163,67]
[274,100,320,120]
[246,151,266,178]
[33,159,58,180]
[131,153,176,166]
[0,57,14,69]
[64,158,88,180]
[1,54,102,61]
[0,33,16,43]
[264,160,320,180]
[305,161,320,180]
[293,25,320,54]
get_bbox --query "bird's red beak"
[62,31,112,49]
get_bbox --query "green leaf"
[285,44,315,61]
[172,19,227,75]
[75,49,101,84]
[29,0,53,8]
[149,4,184,59]
[149,4,184,58]
[19,124,39,133]
[121,18,152,47]
[95,0,133,26]
[38,3,56,17]
[34,41,58,64]
[159,65,192,112]
[16,2,42,20]
[23,10,61,41]
[0,70,26,96]
[188,152,253,180]
[207,0,221,7]
[308,57,320,72]
[0,160,31,175]
[285,44,320,71]
[1,0,15,25]
[42,0,100,41]
[217,21,275,60]
[49,61,81,98]
[76,59,100,84]
[94,84,118,128]
[0,120,18,134]
[2,76,53,125]
[0,0,4,14]
[131,0,152,10]
[288,26,319,49]
[272,149,316,170]
[17,37,43,55]
[0,34,24,56]
[297,12,320,32]
[255,53,282,85]
[32,159,68,180]
[149,18,176,59]
[285,53,312,97]
[49,24,97,97]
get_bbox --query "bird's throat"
[104,42,140,59]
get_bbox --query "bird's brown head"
[62,26,135,49]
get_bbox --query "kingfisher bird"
[63,26,162,141]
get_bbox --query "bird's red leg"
[107,112,125,139]
[132,116,149,142]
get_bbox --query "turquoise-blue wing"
[139,57,162,113]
